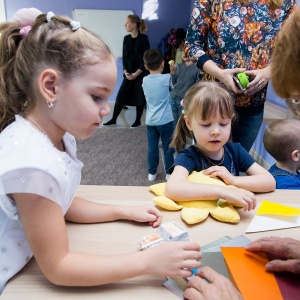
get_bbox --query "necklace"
[26,117,46,135]
[26,117,65,152]
[195,145,225,166]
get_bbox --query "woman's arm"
[202,60,245,93]
[184,1,245,93]
[137,34,150,72]
[128,34,150,80]
[122,36,129,72]
[183,0,212,63]
[184,3,244,93]
[244,65,271,95]
[14,193,202,286]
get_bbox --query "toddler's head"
[264,119,300,163]
[143,48,164,72]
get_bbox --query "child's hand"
[204,166,236,185]
[223,187,256,211]
[145,241,201,278]
[169,61,176,74]
[129,205,163,227]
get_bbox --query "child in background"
[0,9,201,293]
[165,82,275,211]
[169,58,199,127]
[263,119,300,189]
[174,39,184,65]
[142,48,175,181]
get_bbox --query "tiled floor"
[102,103,146,128]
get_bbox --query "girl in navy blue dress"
[166,82,275,211]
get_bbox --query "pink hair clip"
[180,99,184,107]
[20,25,32,38]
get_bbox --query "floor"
[102,102,168,180]
[102,103,146,128]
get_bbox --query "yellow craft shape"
[210,203,240,223]
[181,207,210,224]
[149,171,242,224]
[177,200,217,209]
[187,171,227,186]
[149,182,166,196]
[152,196,183,211]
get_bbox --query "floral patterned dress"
[184,0,295,107]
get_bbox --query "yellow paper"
[257,200,300,216]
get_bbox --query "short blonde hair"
[264,119,300,162]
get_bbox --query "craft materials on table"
[138,221,189,250]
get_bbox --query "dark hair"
[171,81,235,152]
[143,48,163,71]
[0,13,113,132]
[264,119,300,162]
[127,14,147,33]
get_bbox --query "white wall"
[0,0,6,22]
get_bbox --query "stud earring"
[47,101,54,108]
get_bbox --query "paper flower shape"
[149,171,241,224]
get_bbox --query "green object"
[236,72,249,88]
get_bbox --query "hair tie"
[20,26,32,38]
[70,20,81,31]
[46,11,55,22]
[180,99,184,107]
[12,7,42,27]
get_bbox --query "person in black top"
[103,14,150,128]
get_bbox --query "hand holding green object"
[234,72,249,89]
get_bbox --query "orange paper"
[221,247,283,300]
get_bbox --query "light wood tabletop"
[2,186,299,299]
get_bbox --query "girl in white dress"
[0,8,201,293]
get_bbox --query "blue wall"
[4,0,193,100]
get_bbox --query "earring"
[47,101,54,108]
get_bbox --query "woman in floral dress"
[183,0,295,152]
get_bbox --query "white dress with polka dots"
[0,115,83,293]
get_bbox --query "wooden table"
[2,186,299,299]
